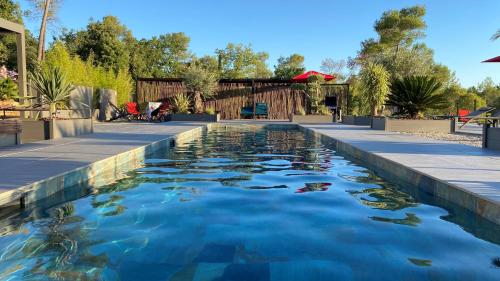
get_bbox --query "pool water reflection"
[0,126,499,280]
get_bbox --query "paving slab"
[0,122,204,193]
[301,123,500,205]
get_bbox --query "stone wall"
[343,116,372,126]
[290,115,333,124]
[371,118,452,133]
[98,89,117,121]
[50,119,93,139]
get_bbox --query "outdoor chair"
[240,106,254,119]
[150,101,170,122]
[126,102,142,120]
[459,107,496,128]
[458,109,471,122]
[107,102,144,122]
[255,103,268,119]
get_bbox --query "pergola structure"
[0,18,27,107]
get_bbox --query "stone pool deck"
[299,123,500,224]
[0,122,205,205]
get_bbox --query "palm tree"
[30,66,74,118]
[360,62,390,116]
[386,76,447,119]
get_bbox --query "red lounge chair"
[151,101,170,121]
[458,109,470,122]
[127,102,141,118]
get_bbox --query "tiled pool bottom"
[0,126,499,280]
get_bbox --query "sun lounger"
[240,103,269,119]
[459,107,496,128]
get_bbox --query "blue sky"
[18,0,499,87]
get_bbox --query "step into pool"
[0,126,499,280]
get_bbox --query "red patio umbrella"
[482,56,500,63]
[292,71,335,82]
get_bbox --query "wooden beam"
[0,18,24,34]
[16,32,27,117]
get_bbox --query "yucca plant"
[30,66,75,119]
[386,76,447,119]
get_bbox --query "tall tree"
[273,54,305,79]
[129,33,191,78]
[60,16,134,72]
[320,58,347,81]
[371,5,426,56]
[357,5,453,86]
[216,43,271,79]
[27,0,61,62]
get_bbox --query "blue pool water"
[0,126,499,280]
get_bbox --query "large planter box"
[0,119,21,147]
[166,113,220,122]
[484,126,500,151]
[290,115,333,123]
[21,118,93,143]
[371,117,452,133]
[343,116,372,126]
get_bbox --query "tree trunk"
[194,91,203,113]
[49,103,56,119]
[37,0,51,62]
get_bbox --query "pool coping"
[0,125,207,207]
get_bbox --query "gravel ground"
[396,132,482,147]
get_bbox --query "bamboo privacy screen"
[136,78,348,120]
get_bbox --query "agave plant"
[386,76,447,119]
[30,66,75,118]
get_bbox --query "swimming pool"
[0,126,499,280]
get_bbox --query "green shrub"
[42,43,132,106]
[205,107,215,115]
[296,106,306,115]
[172,94,190,113]
[0,78,18,101]
[386,76,447,119]
[316,105,331,115]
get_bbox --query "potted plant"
[372,76,452,133]
[166,64,220,122]
[22,66,93,142]
[31,66,75,119]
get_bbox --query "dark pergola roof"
[0,18,24,34]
